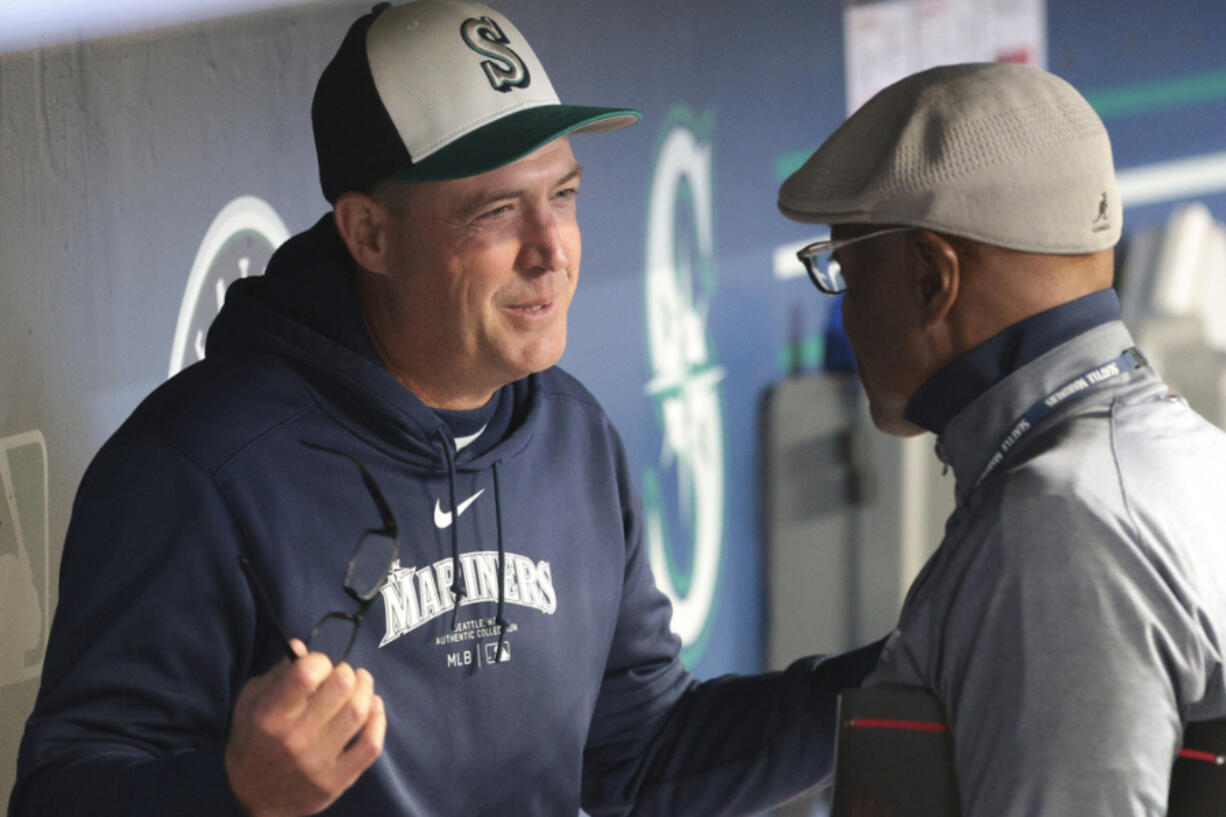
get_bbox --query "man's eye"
[555,187,579,201]
[480,204,513,219]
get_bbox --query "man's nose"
[518,205,570,273]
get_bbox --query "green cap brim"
[395,105,640,182]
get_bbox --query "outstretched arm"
[580,434,882,817]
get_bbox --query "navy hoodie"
[11,216,878,817]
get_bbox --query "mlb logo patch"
[484,640,510,664]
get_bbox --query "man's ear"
[912,230,960,326]
[333,191,392,276]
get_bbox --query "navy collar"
[904,289,1122,434]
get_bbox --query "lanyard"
[972,347,1147,491]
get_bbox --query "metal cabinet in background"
[760,372,954,668]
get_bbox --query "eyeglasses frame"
[795,226,916,294]
[236,440,401,665]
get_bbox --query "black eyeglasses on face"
[237,441,401,665]
[795,226,915,294]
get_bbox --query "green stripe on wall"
[1084,68,1226,119]
[774,150,811,183]
[774,68,1226,182]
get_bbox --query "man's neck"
[364,319,499,409]
[354,269,505,410]
[904,288,1122,434]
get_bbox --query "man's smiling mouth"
[505,300,553,316]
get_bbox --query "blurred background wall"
[4,0,1226,810]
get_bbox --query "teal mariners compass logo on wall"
[643,108,725,661]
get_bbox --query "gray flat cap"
[778,62,1121,254]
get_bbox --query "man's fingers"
[298,661,360,734]
[280,652,335,703]
[247,651,335,729]
[226,653,382,817]
[335,693,386,787]
[316,667,375,751]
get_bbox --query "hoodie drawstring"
[492,461,510,664]
[437,431,509,665]
[439,431,467,630]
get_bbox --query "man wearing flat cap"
[10,2,879,816]
[780,61,1226,815]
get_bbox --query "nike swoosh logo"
[434,489,485,529]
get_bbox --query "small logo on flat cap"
[1092,192,1111,233]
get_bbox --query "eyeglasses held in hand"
[237,440,401,665]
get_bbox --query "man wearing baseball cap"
[11,3,879,816]
[780,62,1226,815]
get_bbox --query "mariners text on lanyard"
[973,347,1147,491]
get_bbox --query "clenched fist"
[224,640,386,817]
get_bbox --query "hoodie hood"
[205,214,539,472]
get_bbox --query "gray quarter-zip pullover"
[869,319,1226,816]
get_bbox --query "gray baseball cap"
[778,62,1121,254]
